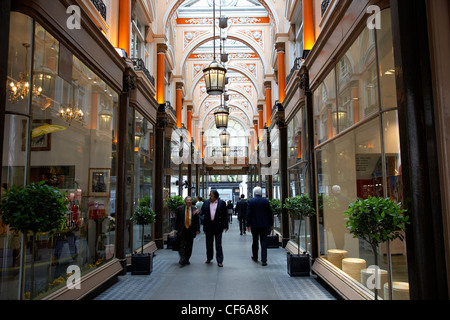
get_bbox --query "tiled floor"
[94,217,337,301]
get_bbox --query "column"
[266,127,273,199]
[258,104,263,141]
[0,0,11,188]
[154,103,167,249]
[300,65,318,259]
[391,0,448,299]
[201,131,204,159]
[187,143,192,197]
[187,105,193,142]
[118,0,131,56]
[116,67,135,274]
[157,44,167,104]
[275,102,289,247]
[276,43,286,104]
[196,163,200,197]
[265,81,272,127]
[176,82,183,128]
[253,120,258,151]
[302,0,315,54]
[194,123,199,152]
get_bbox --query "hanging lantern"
[222,145,230,157]
[203,60,227,95]
[219,16,228,29]
[223,155,230,166]
[219,129,230,146]
[214,106,229,129]
[202,0,226,95]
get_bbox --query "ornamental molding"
[183,30,209,50]
[235,29,264,48]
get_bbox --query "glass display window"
[314,70,336,145]
[1,14,119,300]
[132,111,154,252]
[337,27,378,132]
[314,9,408,300]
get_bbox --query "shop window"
[377,9,397,110]
[288,112,303,167]
[132,111,154,252]
[1,13,118,299]
[314,70,336,145]
[314,9,408,300]
[337,26,378,132]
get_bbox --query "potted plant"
[130,196,156,275]
[165,195,184,249]
[283,194,316,276]
[344,196,409,300]
[267,198,282,248]
[0,181,69,299]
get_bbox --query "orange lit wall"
[265,85,272,127]
[176,87,182,128]
[118,0,131,56]
[303,0,315,51]
[278,50,286,104]
[157,52,165,104]
[258,106,263,140]
[194,126,199,151]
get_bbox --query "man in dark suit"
[246,187,273,266]
[235,194,248,235]
[175,196,200,267]
[201,190,228,267]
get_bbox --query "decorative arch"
[200,103,252,130]
[180,33,267,76]
[191,79,258,115]
[204,116,251,149]
[189,64,259,102]
[163,0,279,36]
[196,89,256,121]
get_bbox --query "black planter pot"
[267,235,280,248]
[131,253,153,275]
[287,252,310,276]
[167,235,176,249]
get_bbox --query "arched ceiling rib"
[163,0,279,35]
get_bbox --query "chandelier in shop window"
[58,83,84,125]
[58,106,84,124]
[8,43,42,104]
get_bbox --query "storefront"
[282,4,414,300]
[0,0,159,300]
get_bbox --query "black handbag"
[171,234,180,251]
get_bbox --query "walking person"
[201,190,228,267]
[246,187,273,266]
[226,200,233,224]
[235,194,248,235]
[175,196,200,267]
[195,196,204,227]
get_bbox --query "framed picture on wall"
[88,168,111,197]
[22,119,52,151]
